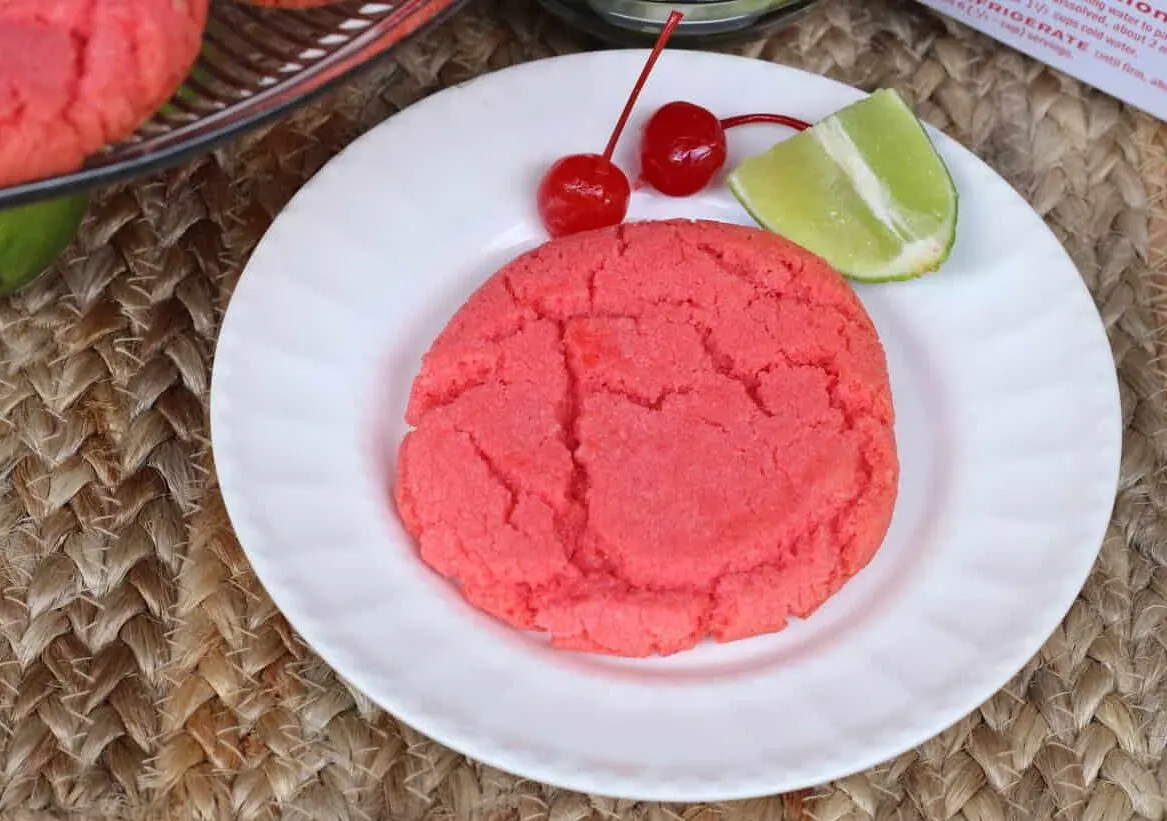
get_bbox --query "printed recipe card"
[916,0,1167,120]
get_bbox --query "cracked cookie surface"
[395,219,898,657]
[0,0,209,187]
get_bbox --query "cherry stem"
[601,11,684,162]
[720,113,812,131]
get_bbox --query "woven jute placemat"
[1,0,1164,817]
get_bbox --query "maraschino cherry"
[639,108,812,197]
[536,11,684,238]
[535,9,817,235]
[639,101,726,197]
[535,154,631,239]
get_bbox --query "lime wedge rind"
[0,194,89,295]
[727,88,958,283]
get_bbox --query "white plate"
[210,51,1122,801]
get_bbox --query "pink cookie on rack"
[0,0,209,188]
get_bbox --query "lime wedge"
[727,88,957,282]
[0,194,89,295]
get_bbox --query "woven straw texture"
[0,0,1164,817]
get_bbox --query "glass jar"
[535,0,820,46]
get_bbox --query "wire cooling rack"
[0,0,468,209]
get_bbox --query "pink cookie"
[0,0,209,188]
[396,219,899,657]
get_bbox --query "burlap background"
[1,0,1164,817]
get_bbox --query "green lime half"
[0,194,89,295]
[727,88,958,282]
